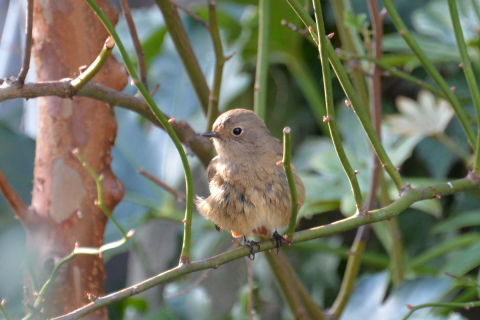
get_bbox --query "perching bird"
[195,109,305,259]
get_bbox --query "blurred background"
[1,0,480,319]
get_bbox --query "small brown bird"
[196,109,305,259]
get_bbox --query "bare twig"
[0,79,215,167]
[51,174,480,320]
[138,168,186,202]
[119,0,148,88]
[0,171,34,224]
[17,0,33,83]
[169,0,208,28]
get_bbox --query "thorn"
[434,193,441,199]
[354,170,359,175]
[406,304,413,309]
[323,115,332,122]
[276,160,284,166]
[75,242,79,248]
[283,127,291,134]
[182,219,187,223]
[168,118,175,123]
[297,201,303,205]
[344,99,351,107]
[450,86,456,91]
[382,164,388,168]
[87,293,97,301]
[396,167,401,172]
[327,32,334,39]
[126,229,135,238]
[399,30,406,36]
[458,63,463,68]
[308,26,313,32]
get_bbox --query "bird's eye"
[232,127,242,136]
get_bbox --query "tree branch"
[0,171,34,225]
[0,79,214,167]
[51,173,480,320]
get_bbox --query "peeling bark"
[22,0,128,318]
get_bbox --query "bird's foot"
[243,236,260,260]
[272,231,290,254]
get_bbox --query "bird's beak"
[202,131,220,138]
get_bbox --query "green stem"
[254,0,271,120]
[329,0,369,108]
[0,300,12,320]
[84,0,194,265]
[70,37,114,92]
[312,0,365,212]
[329,226,367,318]
[402,301,480,320]
[51,174,480,320]
[338,51,446,99]
[265,251,326,320]
[381,0,476,149]
[205,0,224,130]
[287,0,405,191]
[283,54,329,135]
[447,0,480,173]
[283,127,300,241]
[155,0,210,114]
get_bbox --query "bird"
[195,108,305,259]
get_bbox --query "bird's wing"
[206,156,220,182]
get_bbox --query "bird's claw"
[272,231,289,254]
[243,236,260,260]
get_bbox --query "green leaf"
[340,272,459,320]
[432,210,480,233]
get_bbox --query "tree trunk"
[21,1,127,318]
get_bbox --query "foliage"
[1,0,480,319]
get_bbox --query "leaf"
[442,242,480,276]
[432,210,480,234]
[340,272,461,320]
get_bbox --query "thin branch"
[205,0,225,130]
[0,79,215,167]
[381,0,476,148]
[0,300,12,320]
[253,0,271,120]
[155,0,210,114]
[311,0,365,213]
[51,173,480,320]
[337,51,446,99]
[447,0,480,174]
[84,0,194,265]
[286,0,406,192]
[138,168,186,202]
[17,0,33,83]
[0,171,33,224]
[283,127,301,241]
[169,0,208,28]
[402,301,480,320]
[70,37,115,93]
[119,0,148,88]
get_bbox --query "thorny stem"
[337,51,446,99]
[206,0,225,130]
[381,0,476,149]
[312,0,365,213]
[447,0,480,174]
[286,0,405,191]
[119,0,148,88]
[283,127,300,241]
[253,0,271,120]
[138,168,186,201]
[17,0,33,83]
[51,174,480,320]
[401,301,480,320]
[84,0,194,264]
[71,37,115,93]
